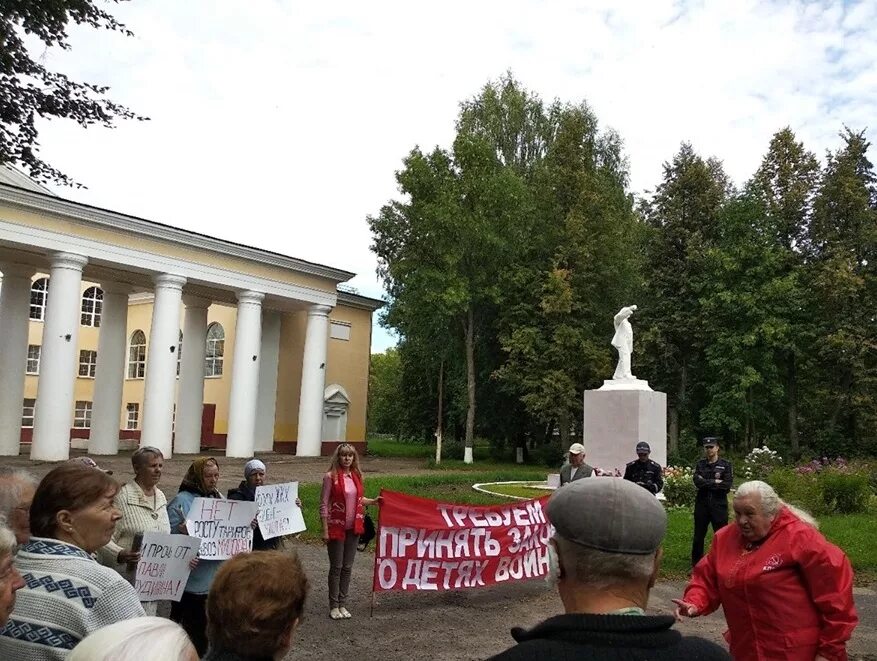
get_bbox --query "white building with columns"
[0,167,381,461]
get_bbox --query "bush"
[529,441,564,468]
[820,471,871,514]
[662,466,696,508]
[486,437,511,462]
[742,445,783,481]
[439,439,465,461]
[766,468,823,514]
[767,465,871,515]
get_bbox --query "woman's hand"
[363,495,383,507]
[174,506,189,534]
[671,599,699,621]
[117,549,140,565]
[189,556,200,571]
[322,530,330,545]
[250,517,259,530]
[295,497,302,508]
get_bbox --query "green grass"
[660,508,877,581]
[295,470,547,541]
[480,483,554,498]
[365,438,436,458]
[819,512,877,581]
[424,459,539,472]
[294,475,877,583]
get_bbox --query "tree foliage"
[368,73,877,463]
[0,0,146,185]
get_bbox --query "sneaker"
[329,608,344,620]
[339,607,352,619]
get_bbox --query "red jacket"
[684,507,858,661]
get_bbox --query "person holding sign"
[167,457,223,656]
[0,465,145,660]
[98,446,171,615]
[228,459,301,551]
[320,443,381,620]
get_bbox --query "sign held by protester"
[255,481,306,540]
[186,497,258,559]
[134,532,201,602]
[373,490,554,592]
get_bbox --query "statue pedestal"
[582,384,667,475]
[598,378,652,392]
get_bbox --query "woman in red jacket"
[674,480,858,660]
[319,444,381,620]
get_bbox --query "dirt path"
[286,539,876,660]
[4,450,875,659]
[1,450,427,491]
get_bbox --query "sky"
[28,0,877,353]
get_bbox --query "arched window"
[128,330,147,379]
[29,278,49,321]
[81,286,103,327]
[205,322,224,377]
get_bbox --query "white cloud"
[25,0,877,353]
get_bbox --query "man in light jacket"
[560,444,593,485]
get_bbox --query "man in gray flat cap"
[489,478,729,660]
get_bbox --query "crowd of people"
[0,443,374,660]
[0,435,863,660]
[545,438,860,660]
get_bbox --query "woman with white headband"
[228,459,301,551]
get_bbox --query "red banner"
[373,489,554,592]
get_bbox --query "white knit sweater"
[0,538,145,660]
[97,481,170,616]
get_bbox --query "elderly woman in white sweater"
[0,465,144,661]
[99,446,171,615]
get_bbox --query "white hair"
[734,480,819,529]
[69,617,195,661]
[0,517,16,559]
[0,468,38,520]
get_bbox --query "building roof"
[0,169,357,284]
[337,290,385,311]
[0,165,54,195]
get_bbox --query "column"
[295,304,330,457]
[0,264,35,456]
[31,252,88,461]
[140,274,186,457]
[225,291,263,458]
[88,283,131,455]
[175,296,210,455]
[254,310,282,452]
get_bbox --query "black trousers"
[170,591,209,656]
[691,495,728,567]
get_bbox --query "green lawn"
[365,438,437,458]
[294,474,876,583]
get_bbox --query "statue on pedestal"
[611,305,637,380]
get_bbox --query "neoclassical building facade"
[0,166,381,460]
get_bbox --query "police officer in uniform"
[623,441,663,494]
[691,437,733,567]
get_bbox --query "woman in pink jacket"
[319,444,381,621]
[674,480,858,660]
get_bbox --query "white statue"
[611,305,637,380]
